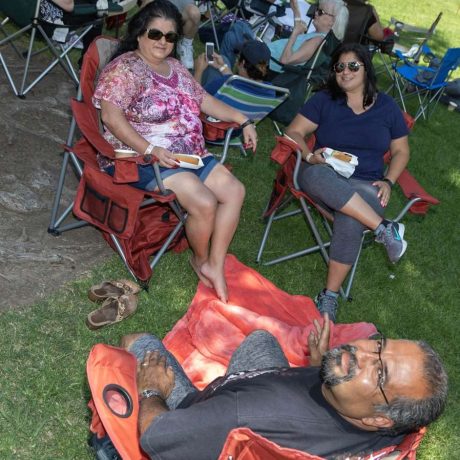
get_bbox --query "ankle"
[374,219,391,236]
[323,288,339,298]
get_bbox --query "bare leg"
[340,193,383,230]
[163,172,217,288]
[182,4,200,39]
[200,165,246,302]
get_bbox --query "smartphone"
[205,42,214,64]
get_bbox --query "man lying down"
[120,315,448,459]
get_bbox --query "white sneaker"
[177,39,194,70]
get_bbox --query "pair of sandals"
[86,279,141,330]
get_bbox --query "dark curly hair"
[326,42,377,109]
[238,56,269,81]
[112,0,184,60]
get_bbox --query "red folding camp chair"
[256,114,439,300]
[48,36,188,285]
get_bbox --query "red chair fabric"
[70,36,188,282]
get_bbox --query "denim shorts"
[105,155,218,192]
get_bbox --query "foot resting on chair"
[315,289,339,322]
[375,220,407,263]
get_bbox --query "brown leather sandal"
[86,294,138,330]
[88,279,141,303]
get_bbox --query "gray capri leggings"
[129,330,288,409]
[298,163,384,265]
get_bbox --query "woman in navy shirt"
[286,43,410,321]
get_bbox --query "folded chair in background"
[0,0,122,97]
[268,30,341,130]
[48,36,188,285]
[393,47,460,121]
[389,12,442,61]
[201,75,289,163]
[197,0,248,50]
[256,124,440,300]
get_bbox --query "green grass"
[1,0,459,458]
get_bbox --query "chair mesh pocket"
[81,185,109,224]
[108,202,128,234]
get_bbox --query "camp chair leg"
[110,234,138,280]
[149,218,186,270]
[219,127,235,164]
[48,148,85,235]
[0,52,18,96]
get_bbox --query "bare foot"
[189,255,213,288]
[120,333,149,351]
[201,262,228,303]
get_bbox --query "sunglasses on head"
[147,28,179,44]
[316,8,335,18]
[333,61,365,73]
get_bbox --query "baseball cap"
[238,39,271,65]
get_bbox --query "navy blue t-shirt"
[299,91,408,180]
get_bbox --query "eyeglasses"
[316,8,335,18]
[374,333,390,405]
[147,28,179,44]
[333,61,365,73]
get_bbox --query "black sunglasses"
[333,61,365,73]
[147,28,179,44]
[373,332,390,405]
[316,8,335,18]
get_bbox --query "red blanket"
[164,254,377,390]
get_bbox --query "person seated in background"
[286,43,410,322]
[194,39,273,99]
[343,0,385,43]
[138,0,200,69]
[268,0,349,74]
[93,0,257,303]
[40,0,103,67]
[123,315,448,460]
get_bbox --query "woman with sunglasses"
[268,0,349,74]
[93,0,257,303]
[285,43,410,322]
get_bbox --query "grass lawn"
[0,0,459,458]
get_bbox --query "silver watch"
[140,389,163,400]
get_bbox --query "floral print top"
[93,52,211,165]
[40,0,64,24]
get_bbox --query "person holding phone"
[93,0,257,303]
[194,40,273,99]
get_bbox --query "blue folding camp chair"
[201,75,290,162]
[393,47,460,121]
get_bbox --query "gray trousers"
[129,330,288,409]
[298,163,384,265]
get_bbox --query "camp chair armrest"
[292,150,304,191]
[200,114,240,130]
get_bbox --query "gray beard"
[320,344,358,387]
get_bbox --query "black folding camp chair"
[0,0,122,97]
[269,30,341,129]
